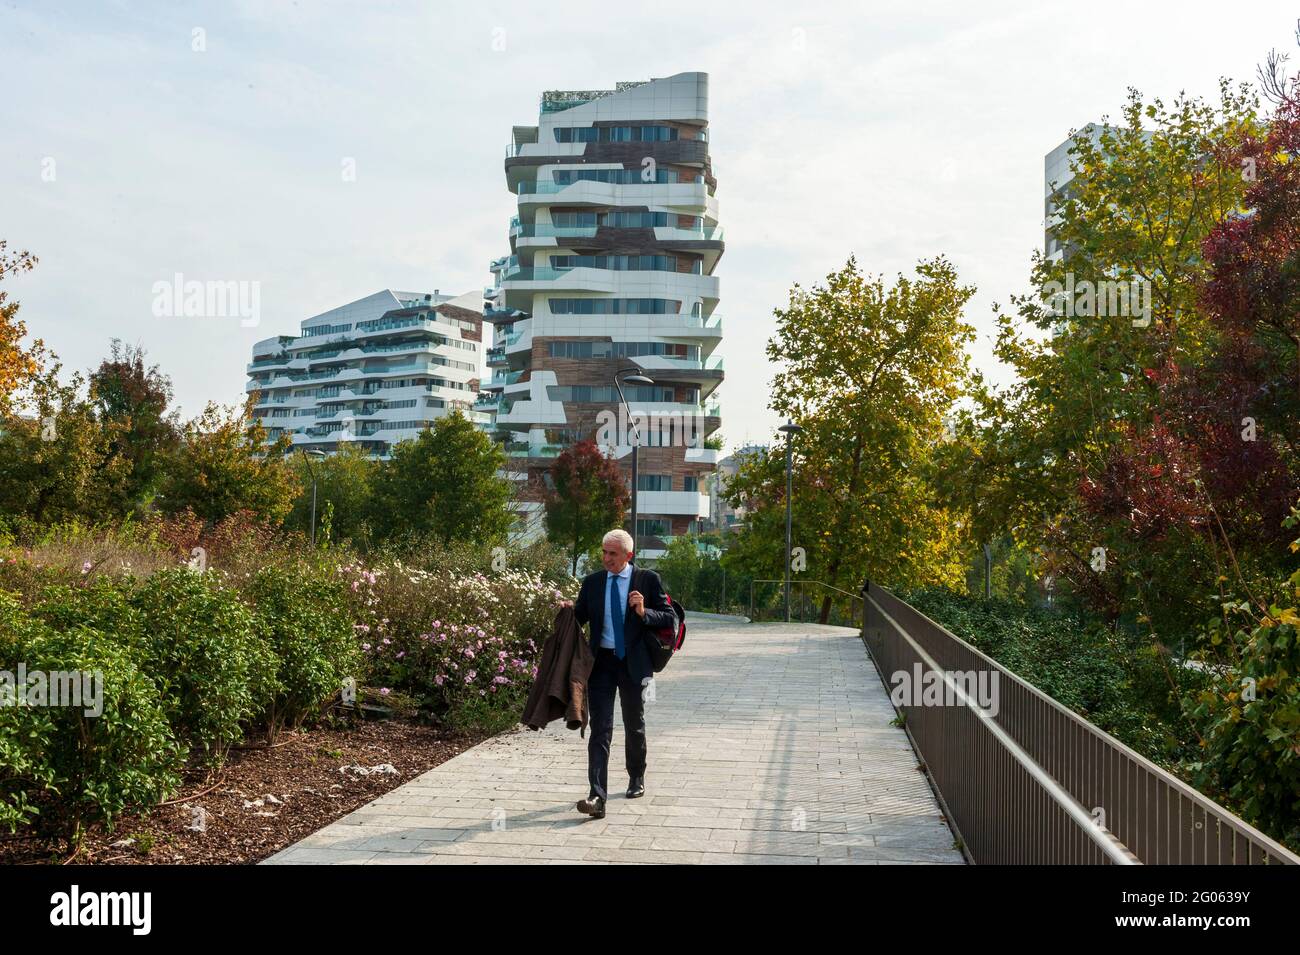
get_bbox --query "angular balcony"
[483,304,529,325]
[634,490,711,518]
[485,369,526,391]
[515,180,710,212]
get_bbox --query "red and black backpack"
[645,592,687,673]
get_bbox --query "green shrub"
[901,587,1205,765]
[245,562,360,736]
[32,578,145,652]
[129,567,264,764]
[1186,514,1300,851]
[0,593,181,839]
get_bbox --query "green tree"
[0,367,123,526]
[543,439,628,575]
[728,256,975,621]
[0,242,47,413]
[655,534,703,607]
[88,340,180,517]
[285,442,376,545]
[961,83,1262,584]
[370,412,513,545]
[159,398,298,526]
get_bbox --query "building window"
[550,254,696,274]
[636,519,671,537]
[547,341,695,360]
[636,474,672,492]
[553,125,678,144]
[548,298,677,315]
[683,476,698,492]
[546,384,691,404]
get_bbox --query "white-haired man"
[559,528,674,819]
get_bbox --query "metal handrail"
[748,579,864,626]
[862,583,1299,865]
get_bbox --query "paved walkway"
[264,616,963,865]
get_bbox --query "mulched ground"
[0,718,491,865]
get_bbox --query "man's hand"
[559,599,574,609]
[628,590,645,617]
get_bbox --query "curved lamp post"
[299,448,327,546]
[777,421,803,622]
[614,368,656,560]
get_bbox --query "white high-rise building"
[482,72,724,558]
[246,289,489,458]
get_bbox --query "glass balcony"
[490,369,526,387]
[517,176,704,195]
[501,263,699,283]
[514,224,599,239]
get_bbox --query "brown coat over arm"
[520,607,595,734]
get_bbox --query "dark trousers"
[587,647,647,800]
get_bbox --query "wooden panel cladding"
[556,231,717,259]
[434,302,483,342]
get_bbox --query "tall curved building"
[482,72,724,559]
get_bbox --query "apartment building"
[481,72,724,558]
[246,288,488,458]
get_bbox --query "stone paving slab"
[264,616,963,866]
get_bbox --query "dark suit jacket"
[574,564,674,685]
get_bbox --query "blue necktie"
[610,573,625,659]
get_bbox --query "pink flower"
[435,674,445,686]
[379,687,390,696]
[361,643,372,651]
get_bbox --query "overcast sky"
[3,1,1295,451]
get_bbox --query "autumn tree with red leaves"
[543,439,629,575]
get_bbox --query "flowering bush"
[0,527,579,840]
[342,560,571,730]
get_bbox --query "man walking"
[561,529,674,819]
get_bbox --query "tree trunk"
[572,506,581,577]
[819,431,865,624]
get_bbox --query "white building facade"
[246,289,488,458]
[482,72,724,558]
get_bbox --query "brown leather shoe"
[576,794,606,818]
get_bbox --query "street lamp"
[299,448,326,546]
[614,368,655,560]
[777,421,803,622]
